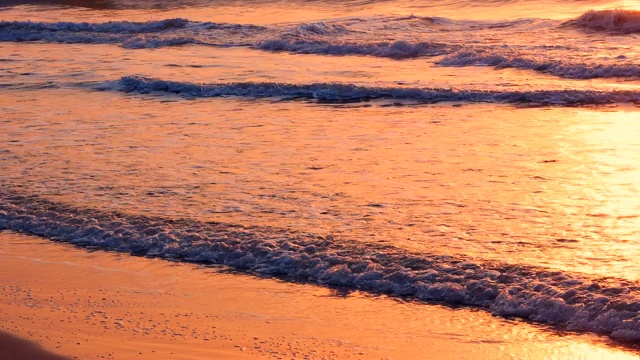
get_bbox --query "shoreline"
[1,231,639,360]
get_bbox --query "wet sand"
[1,230,639,360]
[0,330,71,360]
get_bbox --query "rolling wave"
[115,76,640,106]
[567,9,640,34]
[0,18,191,33]
[3,190,640,342]
[0,18,454,56]
[256,39,455,59]
[0,19,265,48]
[438,50,640,79]
[1,17,638,79]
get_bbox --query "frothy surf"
[255,39,455,59]
[115,76,640,106]
[3,190,640,342]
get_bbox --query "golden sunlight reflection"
[557,343,640,360]
[564,110,640,228]
[526,108,640,278]
[2,0,640,358]
[618,0,639,9]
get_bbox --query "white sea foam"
[567,9,640,34]
[2,190,640,342]
[437,50,640,79]
[117,76,640,106]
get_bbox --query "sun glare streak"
[619,0,639,9]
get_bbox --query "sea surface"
[1,0,640,349]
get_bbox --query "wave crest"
[0,19,264,48]
[567,9,640,34]
[0,18,190,34]
[438,50,640,79]
[256,39,454,59]
[116,76,640,106]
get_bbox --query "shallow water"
[1,0,640,348]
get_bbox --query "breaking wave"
[3,190,640,342]
[567,9,640,34]
[437,50,640,79]
[255,39,455,59]
[0,19,265,48]
[0,18,191,34]
[115,76,640,106]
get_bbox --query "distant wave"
[1,0,113,9]
[0,19,265,48]
[438,50,640,79]
[292,22,354,36]
[0,17,457,57]
[256,39,455,59]
[116,76,640,106]
[567,9,640,34]
[4,190,640,342]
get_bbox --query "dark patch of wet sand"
[0,330,71,360]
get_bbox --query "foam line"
[2,190,640,342]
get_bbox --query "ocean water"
[1,0,640,348]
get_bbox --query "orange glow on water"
[1,1,640,357]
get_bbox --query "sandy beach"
[1,230,639,360]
